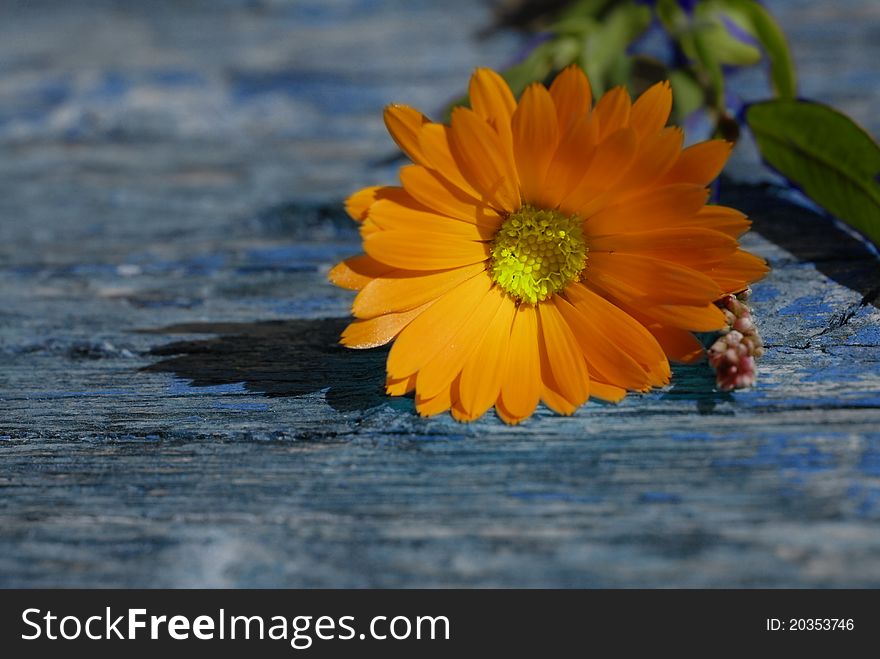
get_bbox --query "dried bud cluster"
[708,289,764,391]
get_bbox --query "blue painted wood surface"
[1,0,879,587]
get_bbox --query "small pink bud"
[709,290,763,391]
[734,373,754,388]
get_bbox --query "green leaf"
[578,0,652,94]
[716,0,797,97]
[702,23,762,67]
[556,0,614,22]
[551,15,599,37]
[502,41,557,97]
[691,28,725,110]
[655,0,687,34]
[668,68,705,120]
[690,7,762,66]
[656,0,724,110]
[746,99,880,245]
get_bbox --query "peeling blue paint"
[509,491,603,504]
[847,322,880,346]
[778,295,834,325]
[30,389,138,399]
[640,492,682,503]
[670,431,720,442]
[244,244,353,268]
[147,69,205,87]
[857,451,880,476]
[749,284,780,303]
[231,70,384,115]
[847,485,880,518]
[711,434,839,472]
[89,72,130,100]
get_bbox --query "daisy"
[330,65,768,424]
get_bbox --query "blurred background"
[0,0,876,261]
[1,1,877,200]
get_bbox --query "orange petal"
[386,373,417,396]
[540,387,577,415]
[345,186,412,222]
[553,295,653,391]
[708,249,770,292]
[415,377,456,417]
[648,326,704,363]
[629,81,672,141]
[449,107,520,212]
[469,68,516,162]
[458,296,516,419]
[549,64,592,132]
[559,127,638,216]
[359,217,381,238]
[500,303,541,422]
[584,183,709,236]
[341,300,434,349]
[618,302,706,363]
[538,300,590,408]
[537,330,579,416]
[346,186,381,221]
[398,165,503,230]
[451,397,483,422]
[590,380,627,403]
[470,68,516,126]
[384,104,430,164]
[565,283,670,385]
[328,255,393,291]
[536,112,599,209]
[586,252,724,305]
[368,198,494,240]
[594,87,631,141]
[589,228,738,265]
[494,397,530,425]
[694,206,751,238]
[364,230,489,270]
[418,123,483,199]
[633,302,728,332]
[609,126,683,196]
[353,262,486,318]
[662,140,732,186]
[512,83,560,204]
[387,272,491,378]
[416,284,506,400]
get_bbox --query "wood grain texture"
[1,0,879,587]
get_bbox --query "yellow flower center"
[489,205,587,304]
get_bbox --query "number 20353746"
[766,618,854,631]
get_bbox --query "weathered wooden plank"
[1,0,879,587]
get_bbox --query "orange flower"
[330,66,768,424]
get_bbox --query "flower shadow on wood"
[662,363,734,414]
[140,318,388,412]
